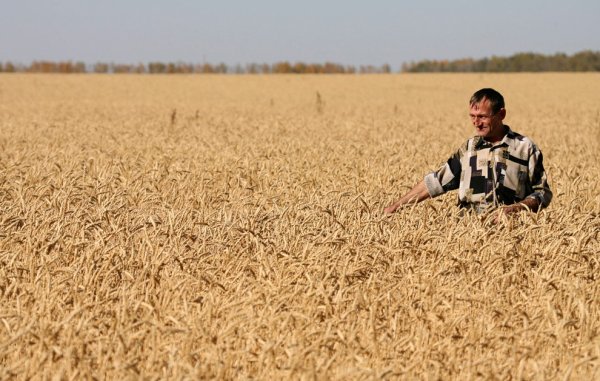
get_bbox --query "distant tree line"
[1,51,598,74]
[0,60,392,74]
[402,51,600,72]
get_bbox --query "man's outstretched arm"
[384,180,431,214]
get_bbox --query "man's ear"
[498,108,506,120]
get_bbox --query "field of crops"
[1,73,599,379]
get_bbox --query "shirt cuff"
[526,192,550,208]
[424,172,444,198]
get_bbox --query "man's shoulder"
[505,126,540,151]
[506,127,527,142]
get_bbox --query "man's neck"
[484,125,507,143]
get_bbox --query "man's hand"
[491,198,540,224]
[384,204,399,215]
[492,205,517,224]
[384,180,431,215]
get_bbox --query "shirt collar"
[474,125,513,149]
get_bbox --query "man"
[384,88,552,220]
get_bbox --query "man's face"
[469,98,505,140]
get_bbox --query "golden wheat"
[1,73,599,380]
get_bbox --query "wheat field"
[1,73,599,380]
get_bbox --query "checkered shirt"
[424,126,552,213]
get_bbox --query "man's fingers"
[383,206,394,214]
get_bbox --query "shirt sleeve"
[424,142,465,198]
[526,145,552,208]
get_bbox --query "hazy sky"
[1,0,598,68]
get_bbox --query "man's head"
[469,88,506,142]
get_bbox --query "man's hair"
[470,88,505,114]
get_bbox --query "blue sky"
[1,0,598,68]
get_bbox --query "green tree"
[94,63,109,73]
[273,62,292,73]
[148,62,166,74]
